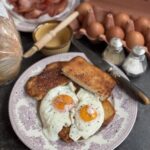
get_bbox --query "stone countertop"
[0,32,150,150]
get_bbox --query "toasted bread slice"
[102,99,115,126]
[25,61,69,100]
[59,99,115,142]
[62,56,116,100]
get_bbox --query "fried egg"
[69,88,104,141]
[40,82,78,141]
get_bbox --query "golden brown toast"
[59,99,115,142]
[62,56,116,100]
[25,61,69,101]
[102,99,115,126]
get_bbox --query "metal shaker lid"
[132,46,146,56]
[110,37,123,52]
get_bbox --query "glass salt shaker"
[122,46,148,77]
[102,37,125,66]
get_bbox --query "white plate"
[9,52,138,150]
[2,0,80,32]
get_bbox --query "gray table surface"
[0,32,150,150]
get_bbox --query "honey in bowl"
[33,21,73,56]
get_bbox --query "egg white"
[69,88,104,141]
[40,82,78,141]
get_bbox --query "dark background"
[0,32,150,150]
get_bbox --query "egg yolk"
[79,105,97,122]
[52,95,74,111]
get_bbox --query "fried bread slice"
[102,99,115,126]
[59,99,115,142]
[25,61,69,100]
[62,56,116,100]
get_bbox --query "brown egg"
[114,12,130,29]
[106,26,125,41]
[135,17,150,34]
[76,2,93,21]
[125,31,145,49]
[87,22,104,38]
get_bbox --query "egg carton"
[71,1,150,59]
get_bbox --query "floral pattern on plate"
[9,52,138,150]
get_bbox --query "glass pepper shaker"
[122,46,148,77]
[102,37,125,66]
